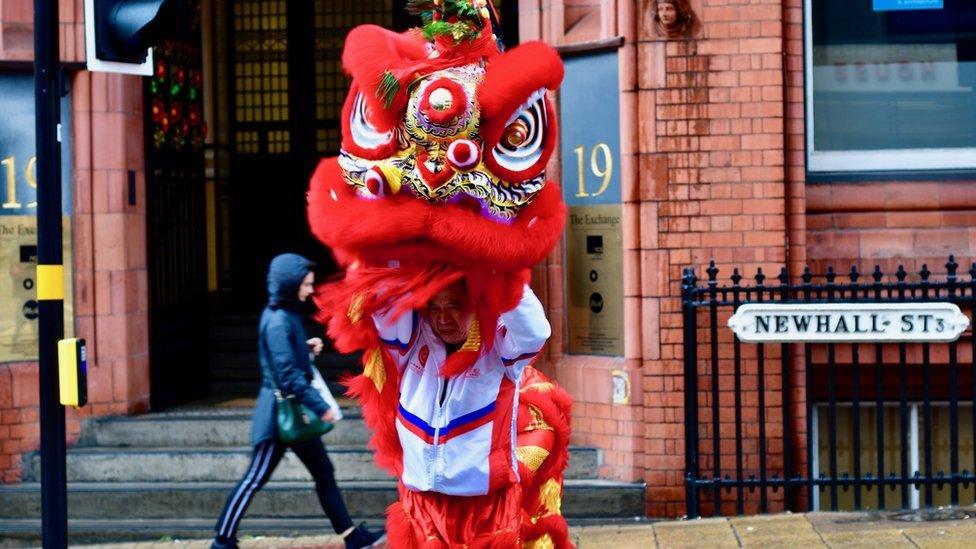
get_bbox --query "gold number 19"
[573,143,614,198]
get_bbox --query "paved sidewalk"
[79,510,976,548]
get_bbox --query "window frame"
[803,0,976,177]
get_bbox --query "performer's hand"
[306,337,324,356]
[321,408,337,422]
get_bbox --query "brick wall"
[637,0,798,517]
[521,0,647,485]
[0,2,149,482]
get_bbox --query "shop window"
[805,0,976,175]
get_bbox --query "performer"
[373,279,548,545]
[306,1,574,546]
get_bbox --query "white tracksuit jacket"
[373,285,550,496]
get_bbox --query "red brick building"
[0,0,974,521]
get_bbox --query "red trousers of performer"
[386,482,522,548]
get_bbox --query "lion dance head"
[308,0,566,374]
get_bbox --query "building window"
[805,0,976,175]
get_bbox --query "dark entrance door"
[226,1,397,304]
[147,38,210,409]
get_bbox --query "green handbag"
[274,390,334,444]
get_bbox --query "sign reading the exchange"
[560,49,624,356]
[728,303,970,343]
[0,74,73,362]
[873,0,943,11]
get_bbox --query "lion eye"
[501,120,529,148]
[490,90,547,173]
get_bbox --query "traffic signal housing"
[86,0,189,75]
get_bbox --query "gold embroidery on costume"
[364,347,386,391]
[347,293,365,324]
[516,445,550,472]
[539,478,563,516]
[460,318,481,352]
[522,381,554,393]
[524,534,554,549]
[525,405,554,432]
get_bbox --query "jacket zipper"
[431,376,453,487]
[432,377,450,446]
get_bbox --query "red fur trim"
[308,158,566,272]
[339,329,404,479]
[514,367,574,549]
[342,24,503,132]
[439,349,479,378]
[342,25,429,131]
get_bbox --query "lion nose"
[446,139,481,171]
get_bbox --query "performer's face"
[428,283,473,346]
[298,272,315,302]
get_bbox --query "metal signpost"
[33,0,67,546]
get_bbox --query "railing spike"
[731,268,742,286]
[896,265,907,282]
[919,264,931,281]
[706,260,719,282]
[849,265,859,283]
[946,256,958,279]
[872,265,883,283]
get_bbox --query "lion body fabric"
[306,2,573,546]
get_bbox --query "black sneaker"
[345,522,387,548]
[211,536,239,549]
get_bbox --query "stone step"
[0,479,645,520]
[209,339,258,353]
[24,446,602,483]
[0,517,351,546]
[0,515,652,546]
[78,410,369,448]
[208,324,258,341]
[208,381,262,396]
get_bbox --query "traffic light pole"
[33,0,68,547]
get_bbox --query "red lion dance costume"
[307,2,573,547]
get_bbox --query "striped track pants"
[214,437,353,539]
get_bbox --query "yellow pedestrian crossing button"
[58,338,88,407]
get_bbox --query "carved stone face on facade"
[653,0,696,39]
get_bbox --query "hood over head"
[267,253,316,309]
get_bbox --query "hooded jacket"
[250,253,330,446]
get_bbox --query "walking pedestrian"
[211,253,385,549]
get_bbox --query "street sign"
[728,302,970,343]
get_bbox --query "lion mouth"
[337,150,545,221]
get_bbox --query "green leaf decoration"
[377,70,401,109]
[406,0,486,44]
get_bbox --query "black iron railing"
[682,256,976,517]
